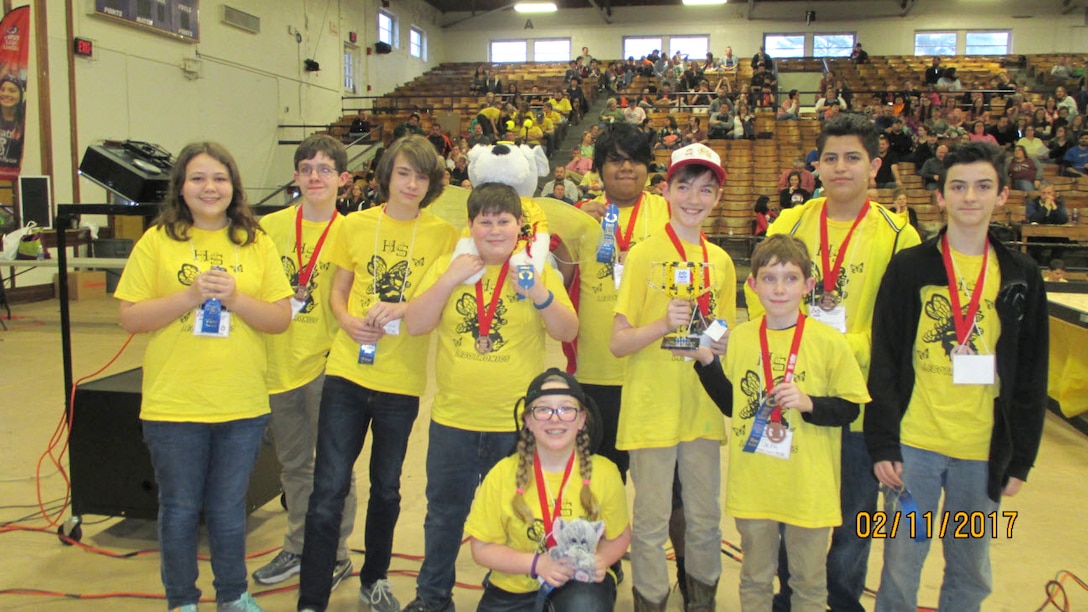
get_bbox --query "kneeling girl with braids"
[465,368,631,611]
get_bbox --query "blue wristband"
[533,290,555,310]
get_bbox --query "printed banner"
[0,6,29,182]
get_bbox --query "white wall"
[436,0,1088,62]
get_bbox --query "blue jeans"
[476,574,617,612]
[775,429,877,612]
[298,376,419,611]
[142,414,270,609]
[415,421,518,607]
[875,445,998,612]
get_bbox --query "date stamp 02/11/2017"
[855,510,1019,539]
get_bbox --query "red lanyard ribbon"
[534,450,576,549]
[940,234,988,346]
[818,201,870,295]
[475,260,511,339]
[294,206,338,288]
[613,194,643,252]
[664,224,712,317]
[759,313,806,422]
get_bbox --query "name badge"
[358,343,377,365]
[383,318,402,335]
[612,262,624,291]
[952,353,996,385]
[517,264,534,300]
[809,302,847,333]
[290,297,307,319]
[193,300,230,338]
[755,423,793,460]
[703,319,728,342]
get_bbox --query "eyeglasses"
[530,405,581,422]
[298,165,338,178]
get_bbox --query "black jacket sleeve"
[1003,256,1050,483]
[694,358,733,417]
[802,397,861,427]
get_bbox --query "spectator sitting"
[815,87,846,121]
[1051,56,1073,81]
[578,168,603,198]
[777,89,800,120]
[467,121,494,148]
[470,65,488,95]
[1062,132,1088,177]
[1006,145,1043,192]
[548,181,574,204]
[884,118,914,155]
[891,188,919,231]
[968,120,998,145]
[566,145,593,178]
[653,116,682,150]
[451,155,470,186]
[393,112,425,139]
[623,100,647,125]
[1049,125,1074,163]
[1046,258,1069,282]
[647,173,666,196]
[936,67,962,91]
[988,116,1018,150]
[721,46,739,72]
[1017,126,1049,160]
[653,82,680,110]
[776,158,816,193]
[919,144,948,190]
[348,109,371,138]
[912,124,939,167]
[427,123,453,158]
[599,98,625,125]
[688,81,713,108]
[924,56,944,86]
[851,42,869,64]
[541,165,579,199]
[873,134,900,188]
[753,195,777,235]
[681,116,708,146]
[778,171,811,210]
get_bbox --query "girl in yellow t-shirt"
[466,369,631,611]
[115,142,293,612]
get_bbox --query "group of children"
[116,111,1047,612]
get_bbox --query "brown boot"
[633,587,669,612]
[684,575,719,611]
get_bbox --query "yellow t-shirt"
[114,226,294,422]
[324,207,459,396]
[614,228,737,450]
[464,454,629,594]
[260,206,343,393]
[723,316,871,527]
[902,245,1001,460]
[417,256,574,432]
[750,198,921,430]
[480,106,501,124]
[576,193,671,385]
[579,171,604,197]
[548,97,573,116]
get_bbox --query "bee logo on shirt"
[454,292,508,351]
[526,519,547,553]
[281,256,317,315]
[597,260,614,280]
[177,263,199,286]
[922,293,984,356]
[367,255,411,302]
[739,369,791,430]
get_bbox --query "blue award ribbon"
[358,343,377,365]
[887,484,927,542]
[742,394,777,453]
[517,264,534,300]
[596,203,619,264]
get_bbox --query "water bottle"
[1073,208,1080,225]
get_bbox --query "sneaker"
[170,606,198,612]
[330,558,353,592]
[360,578,401,612]
[251,550,301,585]
[398,596,454,612]
[217,592,263,612]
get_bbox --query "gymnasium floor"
[0,296,1085,611]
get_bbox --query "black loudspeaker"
[18,175,52,228]
[375,41,392,54]
[70,368,282,520]
[79,141,174,204]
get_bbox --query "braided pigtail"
[576,426,601,521]
[511,424,537,525]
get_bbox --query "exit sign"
[74,37,94,58]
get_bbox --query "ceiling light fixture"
[514,2,558,12]
[682,0,727,5]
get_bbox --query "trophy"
[649,261,714,350]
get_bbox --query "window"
[965,31,1009,56]
[763,34,805,59]
[344,45,357,92]
[668,36,709,61]
[623,37,662,61]
[533,39,570,62]
[491,40,528,63]
[409,27,426,59]
[378,11,397,47]
[813,33,855,58]
[914,31,956,56]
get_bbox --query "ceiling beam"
[748,0,755,20]
[440,1,515,28]
[586,0,614,24]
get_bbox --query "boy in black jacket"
[865,141,1048,611]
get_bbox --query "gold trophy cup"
[650,261,714,350]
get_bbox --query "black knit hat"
[513,368,602,453]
